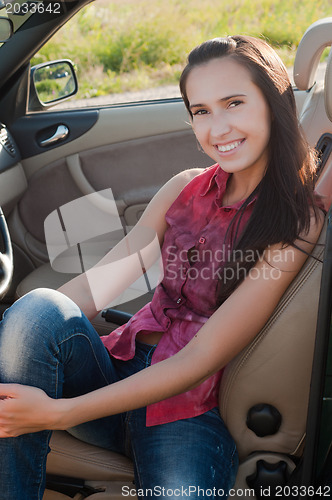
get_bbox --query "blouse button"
[199,237,206,244]
[176,298,182,304]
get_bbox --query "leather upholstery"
[47,431,134,481]
[219,221,326,461]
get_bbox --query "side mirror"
[0,16,13,42]
[29,60,78,111]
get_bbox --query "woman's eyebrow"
[189,94,246,110]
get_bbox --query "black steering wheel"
[0,207,13,299]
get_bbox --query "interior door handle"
[40,124,69,147]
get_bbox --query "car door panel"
[0,164,27,215]
[8,100,211,291]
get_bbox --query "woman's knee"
[0,288,83,381]
[3,288,80,332]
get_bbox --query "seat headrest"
[293,17,332,121]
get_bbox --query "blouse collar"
[201,164,258,209]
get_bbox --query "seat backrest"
[219,18,332,467]
[219,223,326,462]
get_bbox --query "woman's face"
[186,56,271,183]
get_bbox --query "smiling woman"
[179,35,320,300]
[0,31,324,500]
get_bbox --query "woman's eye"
[193,109,208,116]
[228,100,243,108]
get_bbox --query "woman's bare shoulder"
[152,167,206,206]
[172,167,206,189]
[137,168,206,237]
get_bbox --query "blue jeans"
[0,289,238,499]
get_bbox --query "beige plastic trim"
[316,152,332,211]
[66,153,126,215]
[23,102,190,180]
[0,163,27,213]
[294,89,308,117]
[8,206,49,267]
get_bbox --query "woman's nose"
[210,113,231,138]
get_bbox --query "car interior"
[35,17,332,500]
[0,6,331,500]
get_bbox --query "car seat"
[14,17,332,500]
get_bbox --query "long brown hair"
[179,36,318,302]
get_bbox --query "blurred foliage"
[31,0,331,99]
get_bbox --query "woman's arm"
[0,210,324,437]
[57,168,203,319]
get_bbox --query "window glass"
[31,0,331,109]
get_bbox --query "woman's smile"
[215,139,245,154]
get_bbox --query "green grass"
[32,0,331,100]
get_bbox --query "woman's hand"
[0,384,65,437]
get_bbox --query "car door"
[12,100,213,309]
[0,0,212,319]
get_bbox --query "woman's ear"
[196,139,205,153]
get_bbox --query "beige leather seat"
[15,17,332,500]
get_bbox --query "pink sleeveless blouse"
[101,164,256,426]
